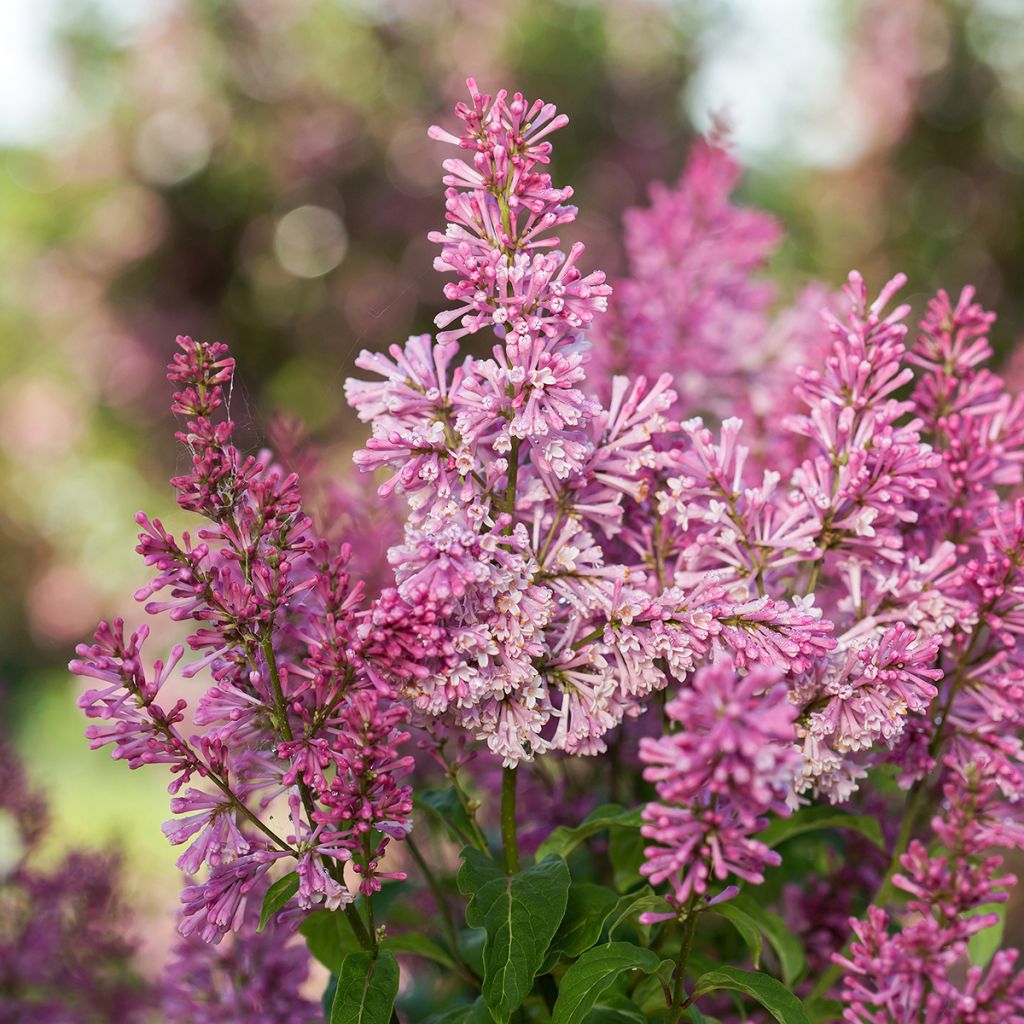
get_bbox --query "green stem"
[345,902,374,950]
[501,766,520,875]
[501,436,522,532]
[446,766,491,856]
[806,558,822,594]
[406,836,459,957]
[668,894,701,1022]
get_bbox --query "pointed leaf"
[685,1007,718,1023]
[424,999,493,1024]
[584,993,648,1023]
[419,787,480,848]
[258,871,299,931]
[543,883,620,970]
[727,894,807,986]
[383,931,457,969]
[551,942,663,1024]
[759,807,884,851]
[300,908,362,974]
[457,849,571,1024]
[458,928,486,978]
[605,888,671,940]
[535,805,642,862]
[608,828,646,893]
[693,966,811,1024]
[331,950,399,1024]
[712,903,763,969]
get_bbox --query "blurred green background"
[1,0,1023,958]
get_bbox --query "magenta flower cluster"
[639,658,801,914]
[62,78,1024,1021]
[71,338,414,943]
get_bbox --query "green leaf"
[457,849,571,1024]
[759,806,884,852]
[383,931,456,969]
[535,805,642,862]
[713,903,763,969]
[551,942,663,1024]
[543,883,620,970]
[300,908,362,974]
[727,894,807,987]
[424,999,493,1024]
[583,993,648,1023]
[458,928,486,978]
[631,959,677,1016]
[967,902,1007,967]
[258,871,299,931]
[330,951,400,1024]
[608,828,646,893]
[692,966,811,1024]
[605,888,671,940]
[685,1007,718,1024]
[419,787,480,848]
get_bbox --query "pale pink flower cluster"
[347,82,844,768]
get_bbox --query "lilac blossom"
[638,658,800,916]
[71,337,413,943]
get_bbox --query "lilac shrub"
[67,79,1024,1022]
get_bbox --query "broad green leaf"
[759,807,884,851]
[535,805,642,862]
[419,787,480,848]
[608,828,646,893]
[383,932,456,969]
[331,951,400,1024]
[631,959,677,1016]
[543,883,620,970]
[686,955,747,1018]
[605,888,671,940]
[458,928,486,978]
[584,993,648,1023]
[457,849,571,1024]
[727,894,807,986]
[551,942,663,1024]
[300,908,362,974]
[258,871,299,931]
[967,902,1007,967]
[685,1006,718,1023]
[692,966,811,1024]
[713,903,763,969]
[424,999,493,1024]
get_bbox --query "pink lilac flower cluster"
[587,138,832,464]
[64,78,1024,1017]
[837,758,1024,1022]
[70,338,414,943]
[346,80,840,767]
[638,658,801,917]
